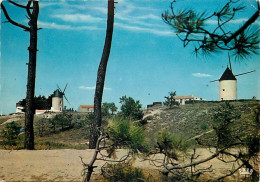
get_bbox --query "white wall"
[219,80,237,100]
[51,97,63,112]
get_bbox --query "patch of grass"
[37,141,66,149]
[102,162,145,182]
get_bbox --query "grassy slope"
[0,100,259,149]
[144,100,259,142]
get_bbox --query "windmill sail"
[235,70,256,77]
[228,53,232,72]
[57,83,71,105]
[210,79,219,82]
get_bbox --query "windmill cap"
[53,89,63,97]
[220,67,236,81]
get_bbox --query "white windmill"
[211,54,255,101]
[51,83,70,112]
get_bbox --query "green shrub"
[145,116,153,120]
[119,96,143,120]
[1,121,21,146]
[156,130,192,159]
[212,102,240,147]
[200,122,208,130]
[48,113,74,133]
[102,162,145,182]
[108,116,148,153]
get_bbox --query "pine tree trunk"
[24,1,39,150]
[89,0,114,149]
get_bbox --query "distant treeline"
[18,95,52,111]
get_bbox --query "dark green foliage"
[34,95,52,110]
[212,102,240,147]
[102,162,145,182]
[48,113,73,133]
[18,95,52,111]
[108,116,148,153]
[200,122,208,130]
[139,118,148,125]
[37,118,48,137]
[242,106,260,157]
[76,120,88,128]
[56,113,73,130]
[145,116,153,120]
[156,130,192,159]
[119,96,143,120]
[164,91,179,108]
[48,117,57,133]
[162,0,260,59]
[1,121,21,146]
[75,114,94,128]
[102,102,118,115]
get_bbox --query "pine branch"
[224,9,259,44]
[26,1,32,18]
[162,142,244,173]
[1,2,30,31]
[7,0,32,9]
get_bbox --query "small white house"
[16,101,24,113]
[78,105,94,113]
[173,94,204,105]
[16,106,24,113]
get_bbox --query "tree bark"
[24,1,39,150]
[89,0,115,149]
[1,0,39,150]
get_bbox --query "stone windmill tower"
[211,55,255,101]
[51,84,70,112]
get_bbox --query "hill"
[0,100,259,149]
[144,100,259,143]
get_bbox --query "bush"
[212,102,240,147]
[102,102,118,115]
[164,91,179,108]
[108,116,148,153]
[145,116,153,120]
[102,162,145,182]
[156,130,192,159]
[119,96,143,120]
[48,113,74,133]
[200,122,208,130]
[1,121,21,146]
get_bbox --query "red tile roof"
[79,105,94,108]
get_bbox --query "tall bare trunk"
[24,1,39,150]
[89,0,115,149]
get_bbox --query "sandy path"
[0,148,254,181]
[0,149,89,181]
[0,149,154,182]
[143,108,162,118]
[0,117,21,126]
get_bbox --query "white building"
[173,94,204,105]
[16,101,24,113]
[16,106,24,113]
[78,105,94,113]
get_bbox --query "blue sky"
[1,0,259,115]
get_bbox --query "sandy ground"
[0,148,257,181]
[0,149,155,181]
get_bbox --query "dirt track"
[0,148,256,181]
[0,149,155,181]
